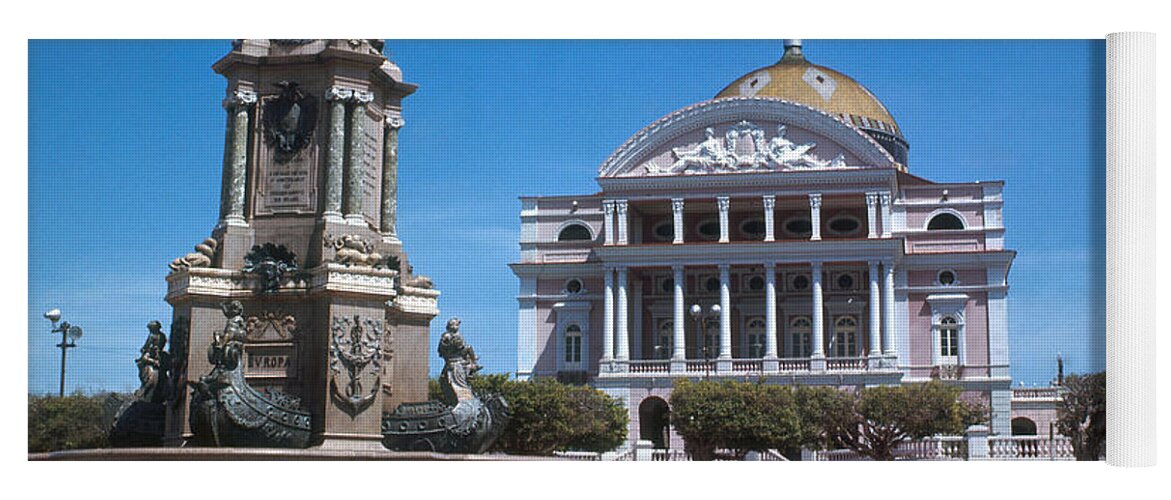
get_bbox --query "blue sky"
[27,39,1104,395]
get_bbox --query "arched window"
[1011,417,1038,436]
[558,223,593,241]
[564,324,582,364]
[939,316,959,361]
[655,320,674,360]
[745,317,766,358]
[831,316,858,357]
[788,316,812,358]
[927,213,965,230]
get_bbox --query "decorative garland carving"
[244,311,297,341]
[330,315,383,418]
[242,243,298,294]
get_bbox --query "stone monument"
[163,39,439,451]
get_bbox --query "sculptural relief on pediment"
[631,120,860,177]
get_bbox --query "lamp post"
[690,303,721,380]
[44,309,83,397]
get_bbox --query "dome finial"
[780,39,805,63]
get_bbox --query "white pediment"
[598,98,896,179]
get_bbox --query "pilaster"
[717,196,730,243]
[808,193,822,241]
[762,195,776,242]
[671,198,685,244]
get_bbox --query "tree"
[28,393,117,452]
[1056,372,1105,461]
[428,374,628,455]
[815,382,985,461]
[670,379,806,460]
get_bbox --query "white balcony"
[597,356,899,380]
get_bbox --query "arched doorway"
[1012,417,1038,436]
[639,397,671,449]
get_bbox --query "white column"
[602,268,615,361]
[718,264,732,359]
[880,192,893,238]
[763,195,776,242]
[811,261,825,359]
[865,192,879,239]
[808,193,822,241]
[602,201,615,246]
[868,260,882,358]
[616,267,630,361]
[671,198,685,244]
[672,265,686,360]
[764,263,778,359]
[616,200,629,245]
[717,196,730,243]
[883,261,896,357]
[957,322,968,366]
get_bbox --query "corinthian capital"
[325,86,354,102]
[222,89,257,110]
[386,116,405,130]
[350,90,374,105]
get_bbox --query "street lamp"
[690,303,721,379]
[44,309,83,397]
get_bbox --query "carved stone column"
[616,267,630,362]
[602,201,615,246]
[380,116,403,242]
[866,192,879,239]
[344,90,374,225]
[880,192,893,238]
[810,261,826,370]
[323,87,350,222]
[615,200,629,245]
[717,196,730,243]
[868,260,882,367]
[220,89,256,227]
[809,193,822,241]
[762,195,776,242]
[671,198,685,244]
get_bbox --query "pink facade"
[512,42,1033,451]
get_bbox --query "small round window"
[784,217,813,237]
[653,221,674,242]
[791,275,810,291]
[837,274,854,290]
[828,216,860,235]
[740,218,766,239]
[705,277,720,293]
[697,219,720,241]
[565,278,583,294]
[748,276,765,291]
[938,270,957,286]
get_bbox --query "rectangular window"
[940,328,959,358]
[565,335,581,363]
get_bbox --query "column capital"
[811,260,823,272]
[762,194,776,210]
[868,260,881,270]
[672,264,685,273]
[325,86,354,101]
[386,116,405,130]
[350,89,374,105]
[879,191,893,204]
[615,199,628,215]
[671,198,685,212]
[222,89,257,110]
[602,200,615,213]
[718,263,730,272]
[717,196,730,211]
[764,261,777,270]
[865,192,880,207]
[808,192,822,209]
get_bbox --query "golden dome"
[715,41,909,164]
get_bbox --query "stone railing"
[553,450,602,461]
[1011,387,1064,401]
[813,427,1077,461]
[606,356,894,377]
[989,436,1075,460]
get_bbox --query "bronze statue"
[383,317,509,454]
[187,300,312,448]
[109,320,173,447]
[134,320,171,404]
